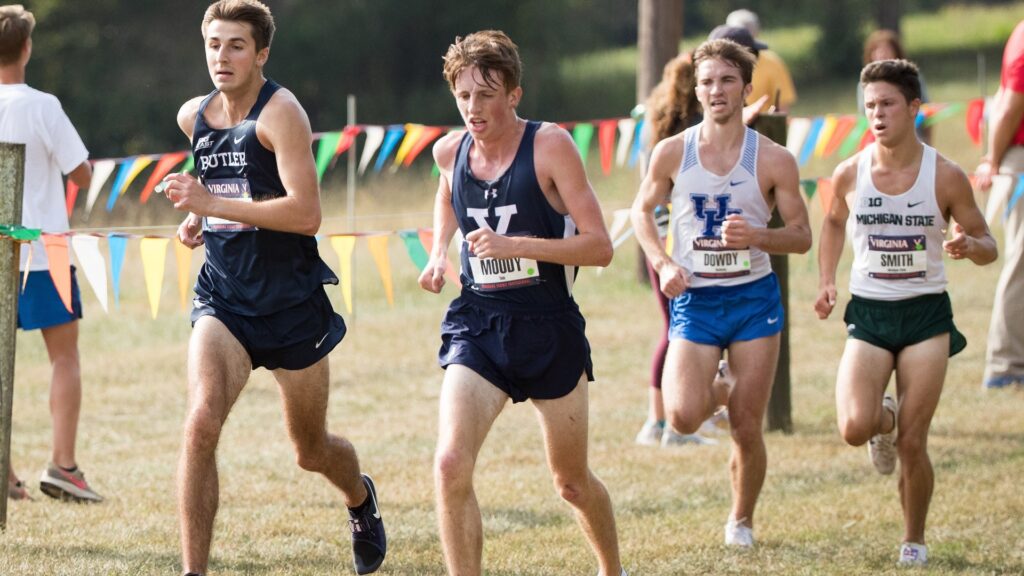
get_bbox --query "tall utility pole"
[636,0,683,282]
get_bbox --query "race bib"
[691,236,751,278]
[867,234,927,279]
[463,240,540,291]
[202,178,257,232]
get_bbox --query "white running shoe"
[662,427,718,446]
[898,542,927,566]
[868,395,898,475]
[634,420,664,446]
[724,517,754,547]
[699,409,729,436]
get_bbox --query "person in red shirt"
[975,20,1024,389]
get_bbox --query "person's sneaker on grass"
[868,395,898,475]
[349,473,386,575]
[724,517,754,547]
[662,426,718,446]
[898,542,927,566]
[634,419,664,446]
[39,462,103,503]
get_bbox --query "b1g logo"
[691,194,742,237]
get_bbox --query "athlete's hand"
[418,257,447,293]
[177,213,204,249]
[742,94,770,126]
[974,158,995,191]
[657,260,690,299]
[943,222,972,260]
[163,172,215,215]
[465,228,516,259]
[721,214,755,249]
[814,284,837,319]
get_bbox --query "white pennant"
[84,159,117,218]
[358,126,385,176]
[70,234,108,313]
[615,119,636,167]
[786,118,812,159]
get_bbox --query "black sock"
[348,492,371,515]
[59,464,78,474]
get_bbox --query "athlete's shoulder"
[433,129,464,172]
[831,149,864,194]
[177,95,207,138]
[533,121,579,160]
[261,86,309,124]
[933,149,971,192]
[754,131,795,163]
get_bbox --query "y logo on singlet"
[467,205,518,234]
[691,194,742,237]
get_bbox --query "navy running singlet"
[452,121,579,305]
[191,79,337,316]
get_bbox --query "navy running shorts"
[18,266,83,330]
[669,272,783,347]
[191,285,346,371]
[844,292,966,357]
[438,290,594,403]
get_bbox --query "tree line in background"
[18,0,1010,158]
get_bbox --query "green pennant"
[180,154,195,174]
[398,230,429,271]
[572,123,595,165]
[0,225,41,241]
[316,131,343,182]
[922,102,965,127]
[837,116,869,159]
[802,179,818,199]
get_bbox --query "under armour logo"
[691,194,742,237]
[484,187,498,200]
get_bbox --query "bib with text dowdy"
[867,234,927,279]
[691,236,751,278]
[202,177,257,232]
[463,239,540,291]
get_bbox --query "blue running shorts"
[669,272,783,347]
[191,285,346,371]
[18,266,83,330]
[438,290,594,403]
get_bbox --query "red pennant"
[598,120,617,175]
[334,125,363,157]
[65,179,79,217]
[403,126,445,167]
[966,98,985,146]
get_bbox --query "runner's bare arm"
[631,135,690,298]
[418,132,463,293]
[938,157,997,264]
[815,157,856,319]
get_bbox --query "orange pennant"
[42,234,73,313]
[140,151,189,203]
[403,126,445,167]
[598,120,617,176]
[822,116,857,158]
[65,179,79,217]
[417,229,460,286]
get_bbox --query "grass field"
[4,4,1024,575]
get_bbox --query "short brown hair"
[860,59,921,103]
[0,4,34,66]
[202,0,275,52]
[863,29,906,65]
[442,30,522,93]
[693,38,756,85]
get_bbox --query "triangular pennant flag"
[335,125,363,158]
[922,102,963,127]
[358,126,385,175]
[813,115,838,158]
[837,116,869,159]
[628,120,645,168]
[393,124,425,167]
[107,156,153,211]
[572,122,595,165]
[417,228,460,286]
[70,235,108,313]
[786,117,811,158]
[374,125,406,173]
[615,118,636,167]
[180,154,195,174]
[330,235,356,313]
[65,178,79,218]
[798,117,824,166]
[607,209,631,243]
[403,126,444,167]
[399,229,429,270]
[140,151,188,203]
[366,235,394,307]
[315,131,343,182]
[966,98,985,146]
[1007,175,1024,221]
[822,116,857,158]
[108,234,128,306]
[140,237,170,318]
[857,128,875,152]
[598,120,617,175]
[801,179,818,200]
[175,238,194,311]
[85,159,116,218]
[42,234,73,313]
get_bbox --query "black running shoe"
[349,474,386,574]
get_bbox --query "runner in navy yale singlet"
[191,79,337,316]
[452,121,578,305]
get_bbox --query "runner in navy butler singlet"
[419,31,625,576]
[161,3,385,575]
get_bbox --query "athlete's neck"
[471,116,524,174]
[216,76,267,126]
[699,118,745,153]
[873,135,923,170]
[0,62,25,85]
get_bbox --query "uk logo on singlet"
[691,194,742,237]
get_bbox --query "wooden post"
[636,0,683,283]
[0,142,25,529]
[752,115,793,434]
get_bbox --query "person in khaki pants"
[976,20,1024,389]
